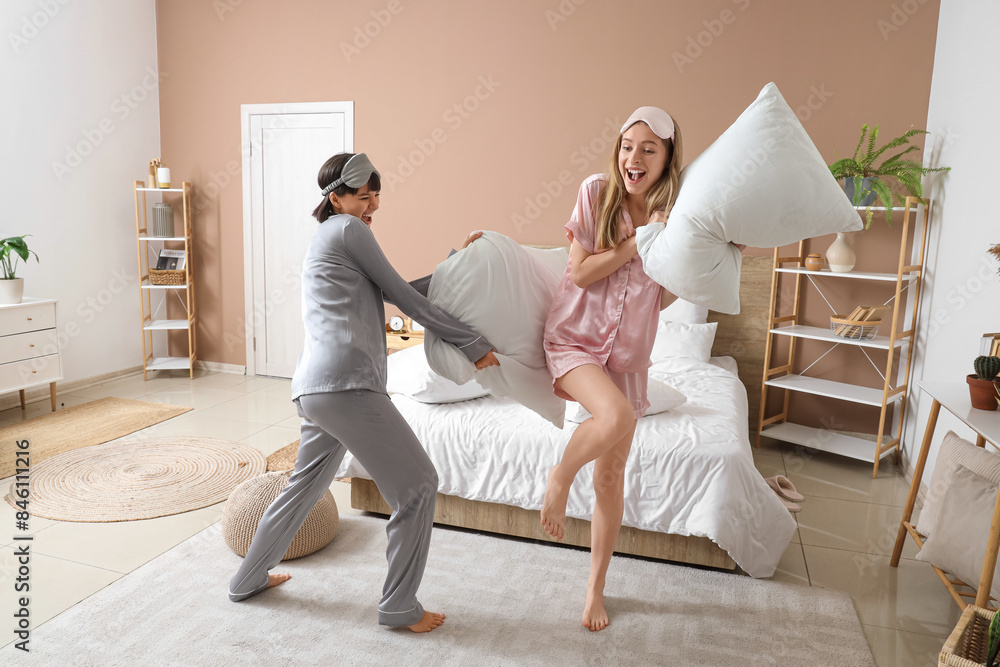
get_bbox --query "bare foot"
[407,611,446,633]
[540,465,569,540]
[582,589,610,632]
[268,573,291,588]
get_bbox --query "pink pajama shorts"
[543,339,649,420]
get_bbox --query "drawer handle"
[29,344,34,348]
[31,371,37,374]
[26,317,32,321]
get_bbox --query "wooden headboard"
[708,254,771,435]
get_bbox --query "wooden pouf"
[222,471,339,560]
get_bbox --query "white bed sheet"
[334,355,796,578]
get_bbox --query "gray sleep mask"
[320,153,380,196]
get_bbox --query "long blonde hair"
[594,119,683,251]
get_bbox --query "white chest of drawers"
[0,297,62,411]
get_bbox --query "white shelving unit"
[756,197,931,478]
[133,181,197,379]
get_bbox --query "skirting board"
[350,477,737,571]
[0,361,247,412]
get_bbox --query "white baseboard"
[1,361,248,412]
[195,360,246,375]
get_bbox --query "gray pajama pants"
[228,389,438,628]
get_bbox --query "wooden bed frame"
[352,255,772,571]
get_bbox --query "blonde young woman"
[539,108,685,632]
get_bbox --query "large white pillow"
[660,298,708,324]
[636,82,862,314]
[386,344,489,403]
[565,377,687,423]
[651,321,718,364]
[424,231,567,427]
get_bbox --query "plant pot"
[843,177,876,207]
[826,232,856,273]
[967,374,1000,411]
[0,278,24,304]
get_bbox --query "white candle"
[157,167,171,188]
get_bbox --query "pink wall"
[156,0,940,432]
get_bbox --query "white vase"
[0,278,24,304]
[826,233,855,273]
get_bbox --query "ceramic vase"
[826,233,855,273]
[0,278,24,304]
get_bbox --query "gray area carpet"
[2,514,874,666]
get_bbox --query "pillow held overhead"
[636,82,863,314]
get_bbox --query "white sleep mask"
[320,153,380,196]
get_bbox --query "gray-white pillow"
[915,464,1000,602]
[386,344,488,403]
[917,431,1000,537]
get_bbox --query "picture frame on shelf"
[155,249,186,271]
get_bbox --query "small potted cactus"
[968,355,1000,410]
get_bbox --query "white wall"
[0,0,159,395]
[904,0,1000,478]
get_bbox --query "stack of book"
[981,333,1000,357]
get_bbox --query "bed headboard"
[708,254,771,435]
[527,246,770,434]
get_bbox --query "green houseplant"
[829,124,951,228]
[0,235,39,305]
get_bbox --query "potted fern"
[0,235,39,305]
[829,124,951,228]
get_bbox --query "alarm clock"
[388,316,405,332]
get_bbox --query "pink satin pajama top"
[543,174,663,376]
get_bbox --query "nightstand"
[385,318,424,351]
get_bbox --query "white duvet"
[334,356,796,578]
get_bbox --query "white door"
[242,103,353,377]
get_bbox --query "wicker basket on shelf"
[830,314,881,340]
[940,605,995,666]
[149,268,186,285]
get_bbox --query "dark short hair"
[312,153,382,222]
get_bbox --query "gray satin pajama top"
[290,214,492,400]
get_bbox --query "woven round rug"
[4,437,267,522]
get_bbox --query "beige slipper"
[765,475,805,503]
[778,497,801,513]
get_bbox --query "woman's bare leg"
[584,422,636,631]
[540,364,634,540]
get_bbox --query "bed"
[338,255,796,578]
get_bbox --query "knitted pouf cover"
[222,471,339,560]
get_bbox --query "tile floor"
[0,370,964,664]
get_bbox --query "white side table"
[891,381,1000,609]
[0,298,62,411]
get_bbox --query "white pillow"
[651,321,718,363]
[565,377,687,423]
[660,298,708,324]
[636,82,862,314]
[386,344,489,403]
[424,231,567,427]
[916,431,1000,537]
[915,464,1000,602]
